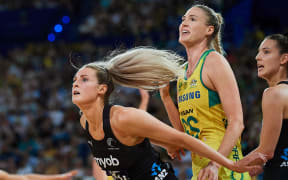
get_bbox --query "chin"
[72,97,82,106]
[257,74,264,79]
[179,39,189,47]
[257,73,268,81]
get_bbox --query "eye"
[263,50,269,54]
[82,77,88,82]
[190,17,195,21]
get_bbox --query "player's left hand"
[233,152,267,175]
[165,144,185,161]
[198,161,219,180]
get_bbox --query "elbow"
[238,121,244,133]
[228,119,244,134]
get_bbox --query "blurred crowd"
[0,0,286,179]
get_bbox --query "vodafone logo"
[94,155,120,168]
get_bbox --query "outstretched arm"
[0,170,78,180]
[116,107,263,173]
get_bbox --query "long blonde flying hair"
[82,47,184,103]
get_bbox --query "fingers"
[168,152,176,159]
[256,152,268,164]
[248,152,267,166]
[198,169,207,180]
[248,165,263,177]
[181,149,186,156]
[198,169,218,180]
[176,150,182,160]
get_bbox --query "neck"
[79,99,105,130]
[185,42,209,63]
[266,69,287,87]
[184,42,209,74]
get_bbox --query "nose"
[179,21,187,29]
[72,80,79,88]
[255,52,261,61]
[179,18,188,29]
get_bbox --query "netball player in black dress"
[72,47,265,180]
[241,34,288,179]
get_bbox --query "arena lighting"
[48,33,56,42]
[62,16,70,24]
[54,24,63,33]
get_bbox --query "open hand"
[197,162,219,180]
[165,144,185,160]
[233,152,267,173]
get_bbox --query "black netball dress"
[263,81,288,180]
[84,105,178,180]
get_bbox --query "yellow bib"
[178,49,229,140]
[177,49,249,180]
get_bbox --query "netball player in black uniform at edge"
[71,47,265,180]
[240,34,288,179]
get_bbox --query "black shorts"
[263,167,288,180]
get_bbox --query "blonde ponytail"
[84,47,184,92]
[106,47,184,90]
[194,5,224,55]
[212,13,224,54]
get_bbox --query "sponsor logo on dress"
[94,155,120,168]
[107,137,119,150]
[190,79,197,88]
[280,148,288,167]
[178,91,201,103]
[151,162,168,180]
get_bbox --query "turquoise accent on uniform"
[198,49,221,107]
[230,171,244,180]
[208,89,221,107]
[184,50,209,80]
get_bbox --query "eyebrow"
[73,74,88,80]
[182,15,198,18]
[258,47,271,51]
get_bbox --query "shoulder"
[110,106,147,137]
[111,106,142,127]
[205,51,229,67]
[263,87,282,99]
[203,51,235,86]
[262,87,283,107]
[263,85,287,104]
